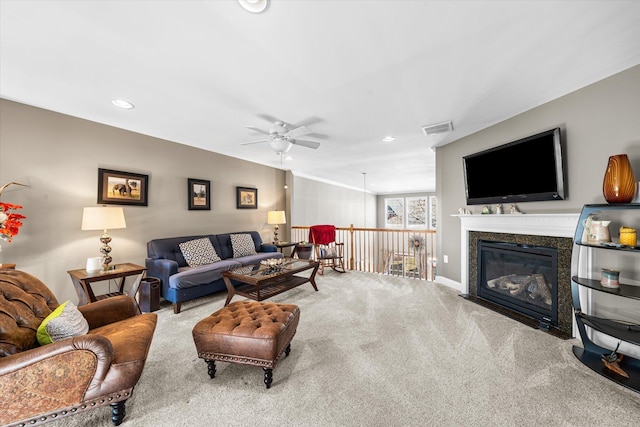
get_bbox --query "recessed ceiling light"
[382,136,396,142]
[111,99,134,109]
[238,0,269,13]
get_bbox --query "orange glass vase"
[602,154,636,203]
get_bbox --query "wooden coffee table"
[222,258,319,306]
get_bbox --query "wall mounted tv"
[463,128,566,205]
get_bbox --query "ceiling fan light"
[270,137,292,154]
[238,0,269,14]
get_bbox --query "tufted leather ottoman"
[192,300,300,389]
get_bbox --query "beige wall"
[0,99,380,303]
[436,64,640,288]
[0,100,286,302]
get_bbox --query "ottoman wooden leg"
[263,368,273,389]
[285,343,291,357]
[110,400,126,426]
[206,360,216,379]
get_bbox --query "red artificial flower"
[0,202,26,242]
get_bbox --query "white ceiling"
[2,1,640,194]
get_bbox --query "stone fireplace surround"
[457,213,580,337]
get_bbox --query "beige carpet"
[58,271,639,426]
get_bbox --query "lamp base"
[100,232,114,271]
[273,224,280,244]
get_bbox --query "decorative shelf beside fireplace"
[571,203,640,394]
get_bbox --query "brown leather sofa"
[0,270,158,426]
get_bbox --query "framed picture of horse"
[98,168,149,206]
[188,178,210,210]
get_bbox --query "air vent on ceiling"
[421,120,454,135]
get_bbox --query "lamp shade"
[81,207,126,231]
[267,210,286,225]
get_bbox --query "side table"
[67,262,146,306]
[293,244,313,260]
[0,263,17,270]
[274,241,298,256]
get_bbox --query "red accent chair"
[309,225,346,275]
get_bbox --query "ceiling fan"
[241,120,320,154]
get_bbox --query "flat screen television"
[463,128,566,205]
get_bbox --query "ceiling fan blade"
[240,139,270,145]
[291,139,320,149]
[257,114,280,124]
[294,116,323,128]
[285,126,311,138]
[305,132,329,140]
[244,125,270,135]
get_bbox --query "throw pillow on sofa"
[37,301,89,345]
[179,237,222,267]
[230,233,257,257]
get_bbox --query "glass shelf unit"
[571,203,640,394]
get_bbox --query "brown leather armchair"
[0,270,157,426]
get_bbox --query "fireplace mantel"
[456,213,580,294]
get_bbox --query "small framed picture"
[429,196,437,229]
[188,178,210,210]
[406,196,427,228]
[236,186,257,209]
[98,168,148,206]
[384,197,404,228]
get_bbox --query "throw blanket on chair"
[309,225,336,245]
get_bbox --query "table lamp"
[81,206,126,271]
[267,210,286,244]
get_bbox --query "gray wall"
[289,174,377,228]
[436,64,640,288]
[3,64,638,302]
[376,192,435,229]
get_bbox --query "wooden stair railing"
[291,225,436,280]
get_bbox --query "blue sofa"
[146,231,282,313]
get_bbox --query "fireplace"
[465,231,573,338]
[456,214,579,338]
[477,240,558,330]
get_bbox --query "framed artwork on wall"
[429,196,437,229]
[97,168,148,206]
[406,196,427,228]
[384,197,404,228]
[236,186,257,209]
[188,178,210,210]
